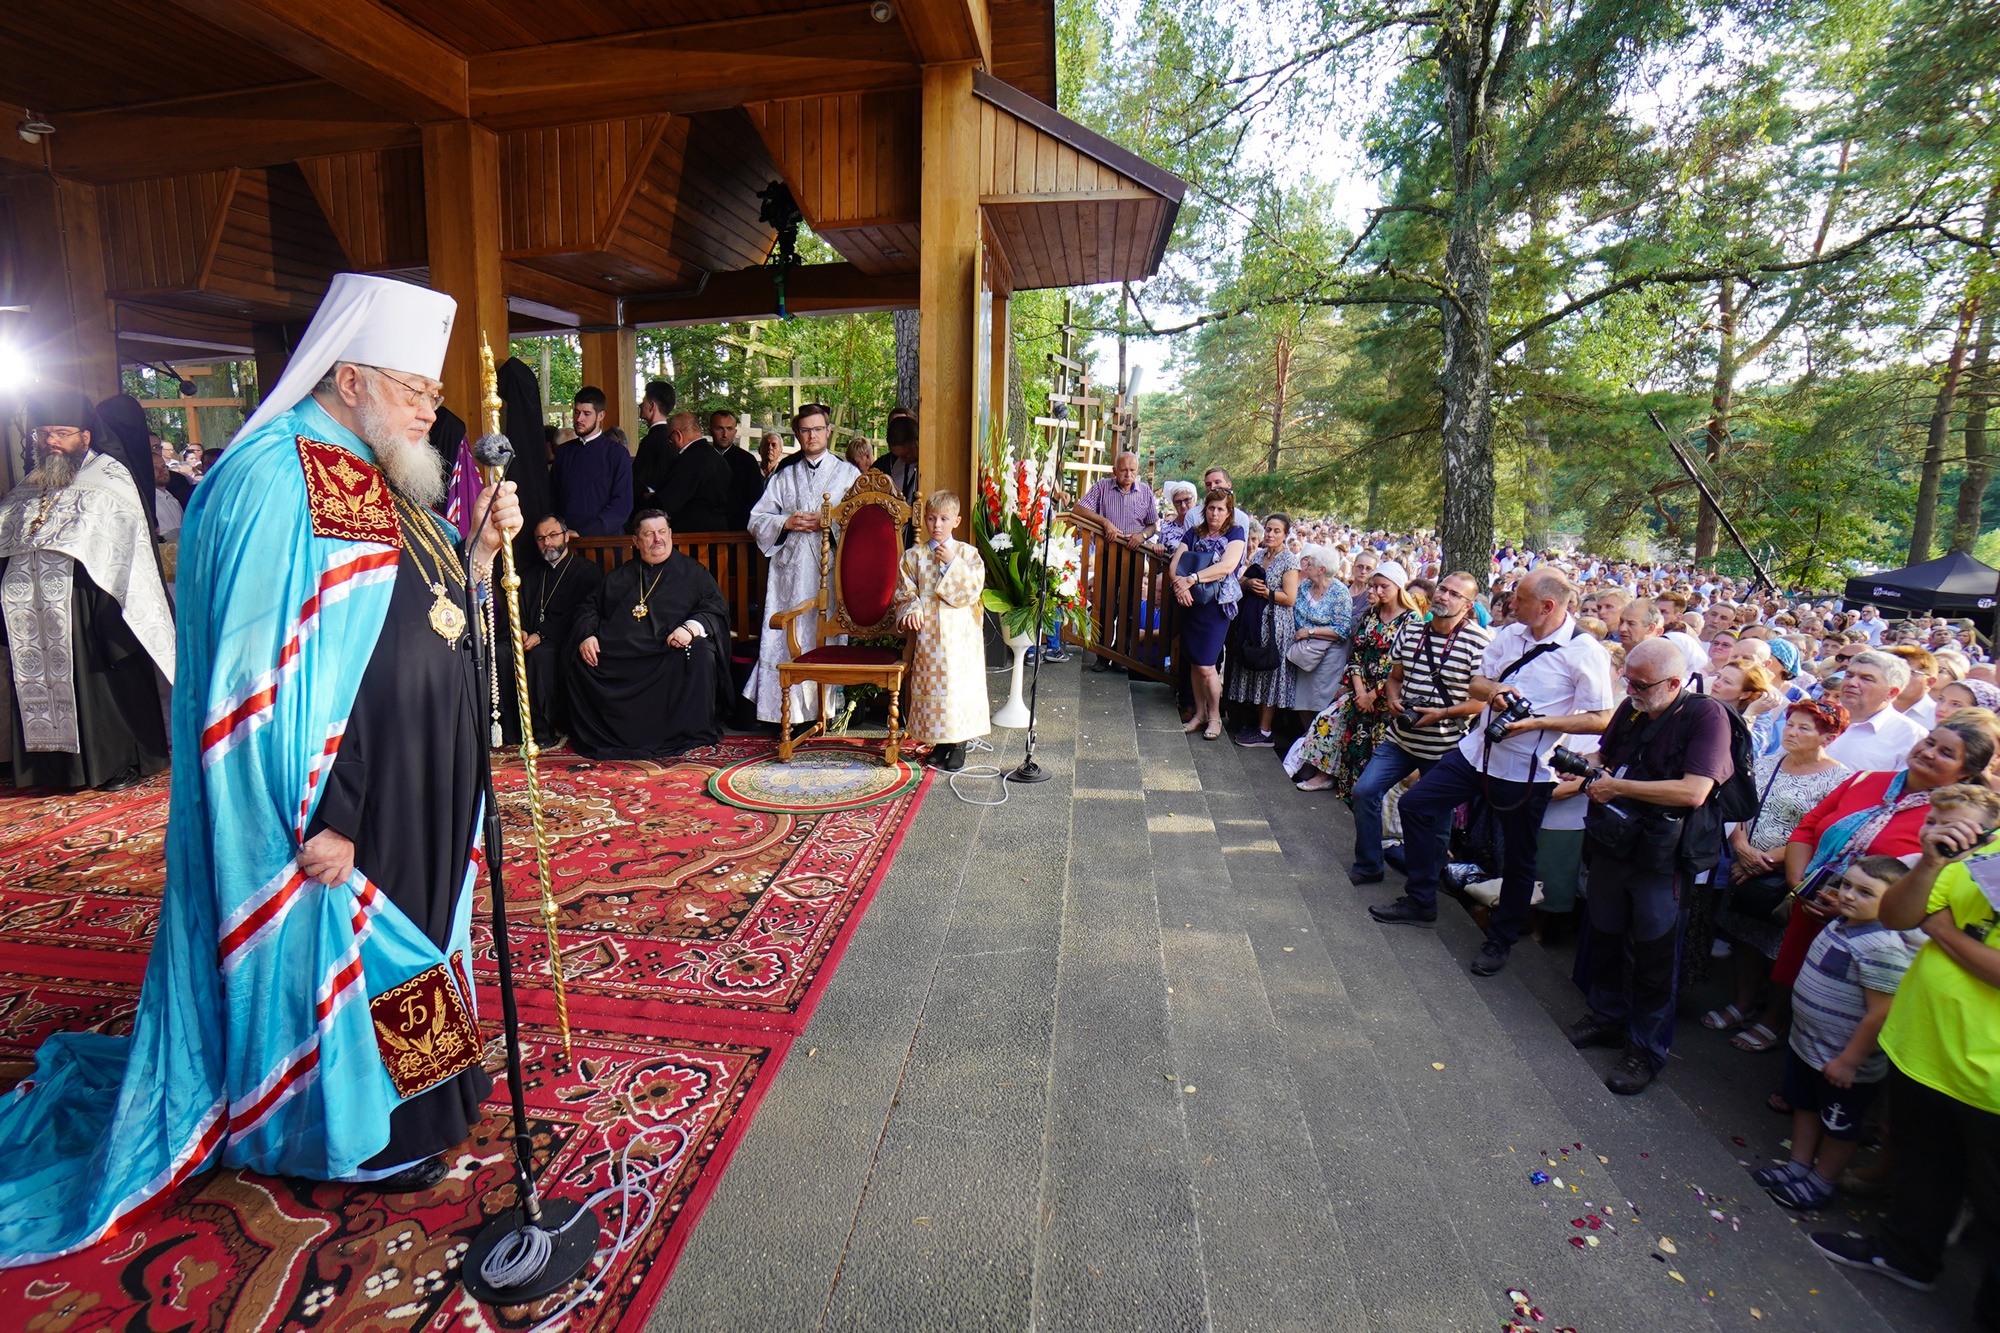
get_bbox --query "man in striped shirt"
[1349,571,1492,883]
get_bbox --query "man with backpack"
[1564,637,1748,1094]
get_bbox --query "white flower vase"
[994,630,1035,728]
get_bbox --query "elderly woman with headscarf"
[1150,480,1199,555]
[1291,561,1423,796]
[1289,543,1353,717]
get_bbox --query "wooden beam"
[579,330,640,444]
[421,122,507,428]
[49,82,419,183]
[162,0,468,122]
[3,176,119,400]
[502,262,620,329]
[918,62,980,509]
[467,7,919,128]
[625,263,917,326]
[898,0,992,66]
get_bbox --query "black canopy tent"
[1843,550,2000,631]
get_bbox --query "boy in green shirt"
[1812,783,2000,1329]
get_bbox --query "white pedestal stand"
[993,631,1035,727]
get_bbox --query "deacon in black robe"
[303,505,494,1174]
[636,412,730,533]
[567,512,730,761]
[520,516,602,745]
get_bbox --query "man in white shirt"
[1856,605,1885,645]
[1824,650,1928,771]
[1888,644,1940,729]
[1370,567,1618,976]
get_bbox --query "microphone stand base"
[462,1198,602,1305]
[1005,758,1053,785]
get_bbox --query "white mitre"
[238,273,458,438]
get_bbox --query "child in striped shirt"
[1756,850,1919,1210]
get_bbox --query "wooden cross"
[757,356,837,418]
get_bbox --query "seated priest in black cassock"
[520,513,602,745]
[0,393,175,791]
[567,510,730,760]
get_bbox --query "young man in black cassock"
[567,510,731,760]
[520,514,602,746]
[710,409,765,530]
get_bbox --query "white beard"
[542,547,566,567]
[357,395,446,507]
[25,449,83,492]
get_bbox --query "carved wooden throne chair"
[770,469,915,762]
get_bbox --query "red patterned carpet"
[0,737,928,1331]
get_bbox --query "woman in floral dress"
[1292,564,1421,797]
[1225,514,1301,747]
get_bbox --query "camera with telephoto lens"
[1484,692,1539,744]
[1548,745,1596,780]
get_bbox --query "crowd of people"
[1076,481,1998,1324]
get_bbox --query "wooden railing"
[571,533,769,655]
[1061,507,1181,683]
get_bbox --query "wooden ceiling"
[0,0,1182,359]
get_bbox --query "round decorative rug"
[707,744,923,813]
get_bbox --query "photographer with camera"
[1345,571,1491,882]
[1370,568,1616,977]
[1562,639,1739,1094]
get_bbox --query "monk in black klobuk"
[519,513,601,746]
[567,509,730,759]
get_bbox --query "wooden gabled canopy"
[0,0,1183,508]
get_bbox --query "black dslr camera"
[1484,692,1538,744]
[1548,745,1596,780]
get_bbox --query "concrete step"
[1163,683,1897,1333]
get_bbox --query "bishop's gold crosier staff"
[476,337,572,1063]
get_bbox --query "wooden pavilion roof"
[0,0,1179,359]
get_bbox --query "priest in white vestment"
[0,393,175,791]
[745,404,860,724]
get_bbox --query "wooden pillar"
[579,329,639,448]
[421,121,507,427]
[250,322,295,409]
[918,61,980,507]
[4,176,119,400]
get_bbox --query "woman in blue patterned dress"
[1289,544,1353,716]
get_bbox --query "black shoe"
[1564,1016,1623,1050]
[927,743,965,772]
[1091,657,1112,672]
[1369,897,1436,926]
[1234,729,1274,748]
[1470,942,1510,976]
[94,766,144,793]
[368,1156,449,1193]
[1808,1232,1937,1292]
[1605,1049,1657,1095]
[1349,868,1386,885]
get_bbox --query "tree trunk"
[1006,333,1029,452]
[1521,412,1551,553]
[1950,310,1996,554]
[1365,475,1382,527]
[893,309,920,414]
[1696,278,1738,562]
[1436,31,1498,586]
[1267,333,1292,474]
[1910,293,1981,563]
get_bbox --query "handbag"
[1286,636,1331,671]
[1728,871,1793,921]
[1177,545,1224,605]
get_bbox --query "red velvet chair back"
[823,470,912,637]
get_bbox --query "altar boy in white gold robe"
[895,490,989,771]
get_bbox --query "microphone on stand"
[457,344,601,1306]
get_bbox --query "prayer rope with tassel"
[478,337,573,1064]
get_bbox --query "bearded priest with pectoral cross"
[0,274,525,1268]
[566,509,730,761]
